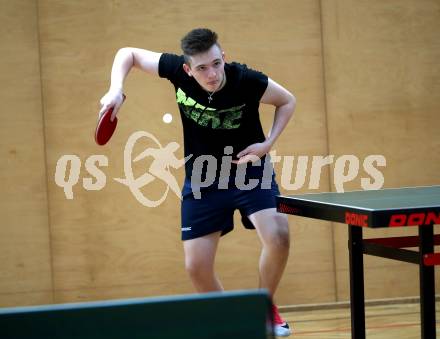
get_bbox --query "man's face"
[183,44,226,92]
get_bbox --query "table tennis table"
[277,185,440,339]
[0,290,273,339]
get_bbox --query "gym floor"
[280,301,440,338]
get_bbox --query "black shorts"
[180,177,280,240]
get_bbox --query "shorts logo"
[181,226,192,231]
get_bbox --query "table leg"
[349,225,366,339]
[419,224,436,339]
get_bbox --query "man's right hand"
[99,88,125,121]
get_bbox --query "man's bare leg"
[248,208,290,298]
[183,231,224,292]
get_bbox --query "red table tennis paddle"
[95,94,125,145]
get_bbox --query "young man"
[100,28,296,336]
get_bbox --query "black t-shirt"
[158,53,269,185]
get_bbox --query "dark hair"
[181,28,219,64]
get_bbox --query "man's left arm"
[234,78,296,164]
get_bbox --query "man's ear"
[222,51,226,62]
[183,63,192,77]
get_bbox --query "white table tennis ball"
[163,113,173,124]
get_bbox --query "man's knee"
[265,214,290,250]
[183,232,220,278]
[184,255,214,279]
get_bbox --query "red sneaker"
[272,305,292,337]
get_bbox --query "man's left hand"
[232,141,272,164]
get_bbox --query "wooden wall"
[0,0,53,307]
[321,0,440,301]
[0,0,439,308]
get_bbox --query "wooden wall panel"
[0,0,53,307]
[321,0,440,300]
[38,0,333,306]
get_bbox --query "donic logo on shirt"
[176,88,245,129]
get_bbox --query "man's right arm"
[110,47,162,89]
[99,47,162,118]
